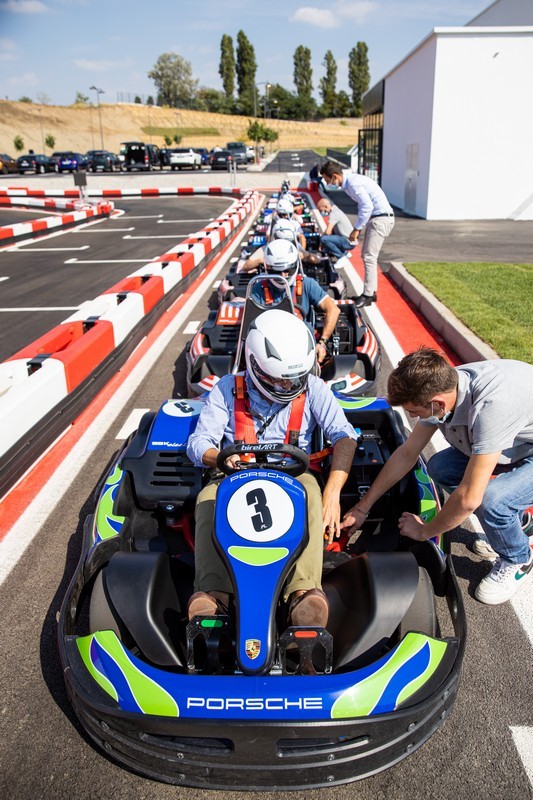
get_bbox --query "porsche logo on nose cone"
[245,639,261,660]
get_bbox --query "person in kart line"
[242,218,320,271]
[316,197,357,269]
[319,161,395,308]
[249,239,340,365]
[186,309,357,628]
[341,347,533,605]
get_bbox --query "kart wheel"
[89,569,122,639]
[397,567,436,639]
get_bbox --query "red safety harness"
[234,374,305,446]
[260,275,304,321]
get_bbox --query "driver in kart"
[186,309,357,627]
[249,239,340,365]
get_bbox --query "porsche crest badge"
[245,638,261,660]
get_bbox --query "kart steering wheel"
[217,442,309,477]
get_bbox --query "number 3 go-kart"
[58,394,465,790]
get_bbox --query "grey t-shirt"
[328,205,353,238]
[422,360,533,464]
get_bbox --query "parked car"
[193,147,209,165]
[0,153,17,174]
[86,150,122,172]
[17,153,53,174]
[57,152,88,173]
[121,141,160,171]
[49,151,72,172]
[246,145,255,164]
[226,141,248,167]
[209,149,234,170]
[168,147,202,170]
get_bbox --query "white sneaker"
[475,552,533,605]
[472,537,498,561]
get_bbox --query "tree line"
[147,32,370,120]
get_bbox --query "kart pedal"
[186,615,234,674]
[279,627,333,675]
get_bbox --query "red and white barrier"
[0,200,114,244]
[0,187,263,472]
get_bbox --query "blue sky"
[0,0,489,106]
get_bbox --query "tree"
[18,96,33,103]
[293,46,313,98]
[45,134,55,150]
[336,90,352,118]
[134,95,142,104]
[173,133,182,145]
[236,30,256,115]
[13,135,24,152]
[147,95,154,105]
[348,42,370,117]
[194,87,231,114]
[164,134,173,146]
[74,91,89,105]
[319,50,337,117]
[148,52,198,108]
[219,34,235,101]
[36,91,51,105]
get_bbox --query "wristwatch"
[318,337,328,347]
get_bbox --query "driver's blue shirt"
[250,275,326,323]
[186,372,356,467]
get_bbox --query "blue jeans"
[427,447,533,564]
[321,234,354,259]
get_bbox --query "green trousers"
[193,471,324,602]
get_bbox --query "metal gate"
[358,129,382,184]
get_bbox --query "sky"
[0,0,491,106]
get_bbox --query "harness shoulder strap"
[234,375,257,444]
[285,391,305,446]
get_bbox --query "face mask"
[426,401,453,425]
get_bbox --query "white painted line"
[117,215,163,220]
[0,214,255,586]
[6,245,90,252]
[0,306,80,312]
[64,258,153,264]
[115,408,150,440]
[157,218,213,224]
[511,580,533,648]
[123,234,188,240]
[74,227,135,233]
[212,280,221,288]
[182,320,200,334]
[0,277,8,283]
[510,727,533,787]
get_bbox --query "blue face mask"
[426,401,453,425]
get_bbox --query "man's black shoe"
[353,292,377,308]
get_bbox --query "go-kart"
[187,274,380,397]
[58,394,465,789]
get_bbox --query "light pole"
[253,81,271,160]
[89,85,105,149]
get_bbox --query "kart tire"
[89,569,122,639]
[397,567,437,639]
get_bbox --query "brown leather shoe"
[289,588,329,627]
[187,592,218,620]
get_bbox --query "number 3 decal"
[246,488,273,532]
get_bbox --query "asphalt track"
[0,183,532,800]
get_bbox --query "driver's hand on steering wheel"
[225,454,244,470]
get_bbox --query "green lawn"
[142,126,220,138]
[403,262,533,362]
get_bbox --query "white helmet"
[276,197,294,217]
[264,239,299,285]
[271,219,298,243]
[245,309,316,403]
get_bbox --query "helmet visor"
[249,354,309,401]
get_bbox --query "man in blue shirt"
[187,309,356,628]
[320,161,395,308]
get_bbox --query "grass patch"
[404,262,533,361]
[142,126,220,138]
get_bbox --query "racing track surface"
[0,194,532,800]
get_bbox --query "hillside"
[0,101,361,157]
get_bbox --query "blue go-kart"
[58,397,465,789]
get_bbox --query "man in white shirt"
[320,161,394,307]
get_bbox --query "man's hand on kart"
[340,504,369,536]
[202,447,243,470]
[322,488,342,544]
[398,512,429,541]
[348,230,360,246]
[316,340,328,364]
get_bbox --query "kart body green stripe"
[77,634,118,702]
[228,546,289,566]
[77,631,179,716]
[331,634,448,718]
[95,465,125,541]
[337,397,377,410]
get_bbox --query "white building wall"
[380,28,533,220]
[427,30,533,219]
[381,37,437,217]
